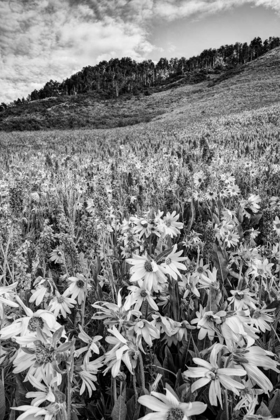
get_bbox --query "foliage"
[1,104,280,420]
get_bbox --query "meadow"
[1,102,280,420]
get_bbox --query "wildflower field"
[1,103,280,420]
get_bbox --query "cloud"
[1,0,280,103]
[0,0,155,103]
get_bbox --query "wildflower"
[48,291,76,319]
[131,319,160,350]
[0,298,59,340]
[29,284,49,306]
[126,254,167,292]
[92,289,140,327]
[131,217,155,238]
[138,386,207,420]
[74,325,102,362]
[223,230,239,248]
[273,216,280,236]
[25,379,56,406]
[104,326,139,377]
[160,245,187,280]
[178,274,200,298]
[249,307,275,333]
[127,281,159,312]
[0,282,19,318]
[49,247,64,264]
[184,344,246,407]
[191,307,225,341]
[199,267,219,288]
[12,402,66,420]
[65,274,89,305]
[162,211,183,238]
[228,289,257,311]
[221,311,258,347]
[250,258,274,278]
[77,357,104,397]
[192,259,209,282]
[13,327,71,383]
[232,345,280,392]
[246,194,261,214]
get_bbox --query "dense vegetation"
[1,97,280,419]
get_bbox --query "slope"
[0,47,280,132]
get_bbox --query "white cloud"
[1,0,280,103]
[0,0,155,103]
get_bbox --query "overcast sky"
[1,0,280,104]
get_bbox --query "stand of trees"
[1,36,280,110]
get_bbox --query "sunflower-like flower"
[228,289,257,311]
[0,296,59,340]
[48,290,76,319]
[232,345,280,393]
[138,385,207,420]
[162,211,183,238]
[126,254,167,292]
[92,289,140,327]
[74,325,102,363]
[249,306,275,333]
[131,319,160,350]
[184,344,246,407]
[127,280,159,312]
[77,356,104,397]
[104,326,139,377]
[65,274,89,305]
[160,245,187,280]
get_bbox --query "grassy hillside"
[0,47,280,132]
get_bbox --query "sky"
[1,0,280,104]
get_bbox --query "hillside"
[0,46,280,132]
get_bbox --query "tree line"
[1,36,280,109]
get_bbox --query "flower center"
[165,257,172,265]
[57,296,64,304]
[205,368,219,380]
[141,221,148,228]
[257,268,264,275]
[235,293,244,300]
[165,219,172,227]
[28,316,44,332]
[167,407,185,420]
[76,280,84,288]
[140,290,148,298]
[144,261,153,272]
[275,223,280,229]
[252,310,261,319]
[35,342,54,365]
[197,267,204,273]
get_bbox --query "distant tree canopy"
[2,36,280,108]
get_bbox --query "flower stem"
[67,339,75,420]
[138,351,146,392]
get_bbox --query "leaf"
[269,389,280,416]
[163,346,176,376]
[211,243,229,283]
[169,279,180,321]
[0,381,5,420]
[256,402,272,417]
[14,374,29,407]
[111,395,127,420]
[155,246,174,263]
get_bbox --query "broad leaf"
[111,395,127,420]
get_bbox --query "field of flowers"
[1,104,280,420]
